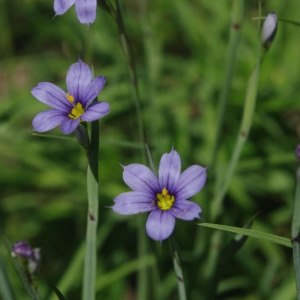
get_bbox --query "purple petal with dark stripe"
[146,210,175,242]
[170,200,201,220]
[66,59,92,101]
[61,118,80,134]
[82,76,106,106]
[159,148,181,194]
[54,0,75,15]
[32,110,67,132]
[175,165,207,201]
[81,102,110,122]
[122,164,160,194]
[31,82,70,111]
[112,191,155,214]
[75,0,96,24]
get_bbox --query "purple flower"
[11,241,41,274]
[32,59,110,135]
[112,148,207,242]
[54,0,96,24]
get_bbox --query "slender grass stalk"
[292,166,300,300]
[114,0,146,152]
[194,0,244,257]
[82,119,99,300]
[104,2,148,299]
[210,6,262,221]
[49,219,115,300]
[211,0,244,166]
[168,236,186,300]
[211,63,260,221]
[0,249,16,300]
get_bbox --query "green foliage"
[0,0,299,299]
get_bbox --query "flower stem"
[114,0,145,152]
[168,236,186,300]
[292,166,300,300]
[82,119,99,300]
[0,246,16,300]
[111,2,148,299]
[211,0,244,166]
[210,3,262,221]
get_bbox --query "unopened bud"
[12,241,41,274]
[295,145,300,161]
[262,12,278,49]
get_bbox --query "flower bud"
[11,241,41,274]
[295,145,300,161]
[262,12,278,49]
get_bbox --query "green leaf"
[199,223,291,248]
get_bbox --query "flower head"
[112,148,207,242]
[262,12,278,49]
[12,241,41,274]
[32,59,110,135]
[54,0,96,24]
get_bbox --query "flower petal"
[146,210,175,242]
[176,165,207,200]
[32,110,67,132]
[61,118,80,134]
[75,0,97,24]
[81,102,110,122]
[112,191,155,214]
[54,0,75,15]
[170,200,201,220]
[66,59,92,101]
[159,148,181,194]
[31,82,70,111]
[123,164,160,194]
[82,76,106,106]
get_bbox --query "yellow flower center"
[66,93,85,119]
[156,188,175,210]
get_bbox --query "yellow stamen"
[66,93,75,103]
[68,102,85,119]
[156,188,175,211]
[66,93,85,119]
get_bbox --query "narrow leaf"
[199,223,291,248]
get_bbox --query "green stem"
[114,0,146,152]
[82,119,99,300]
[292,166,300,300]
[169,236,186,300]
[211,0,244,166]
[210,8,262,221]
[0,248,16,300]
[100,2,148,298]
[110,2,148,299]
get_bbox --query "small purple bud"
[12,241,34,258]
[295,145,300,161]
[11,241,41,274]
[262,12,278,49]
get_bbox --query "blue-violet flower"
[112,148,207,242]
[32,59,109,135]
[54,0,96,24]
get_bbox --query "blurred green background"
[1,0,300,299]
